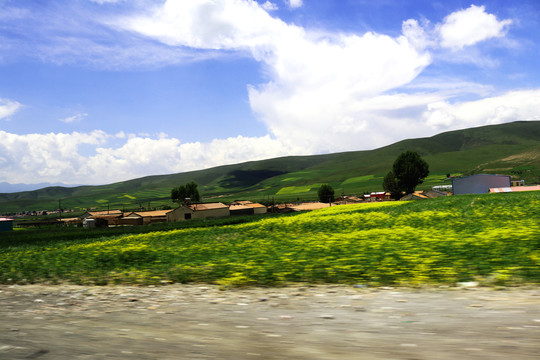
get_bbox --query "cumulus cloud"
[438,5,512,50]
[83,0,524,154]
[118,0,434,152]
[0,131,292,185]
[115,1,519,155]
[0,130,108,183]
[0,99,22,120]
[423,89,540,130]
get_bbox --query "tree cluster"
[383,151,429,199]
[171,181,201,205]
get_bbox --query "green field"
[1,121,540,213]
[1,192,539,287]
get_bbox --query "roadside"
[1,284,539,359]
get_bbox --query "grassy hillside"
[1,121,539,213]
[1,192,539,286]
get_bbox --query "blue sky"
[0,0,539,188]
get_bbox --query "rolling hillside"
[1,121,539,213]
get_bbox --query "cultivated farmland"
[1,192,538,287]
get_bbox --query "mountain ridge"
[1,121,539,213]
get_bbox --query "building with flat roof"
[452,174,511,195]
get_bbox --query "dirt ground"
[1,284,539,360]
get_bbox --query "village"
[2,173,539,232]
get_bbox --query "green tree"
[392,151,429,194]
[171,182,200,204]
[318,184,335,203]
[185,181,201,202]
[382,171,402,200]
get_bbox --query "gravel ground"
[1,284,540,359]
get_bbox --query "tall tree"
[318,184,335,203]
[392,151,429,194]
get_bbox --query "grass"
[341,175,375,185]
[1,191,539,287]
[276,185,317,195]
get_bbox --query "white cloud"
[0,130,108,183]
[438,5,512,50]
[118,0,434,152]
[0,131,292,185]
[402,19,433,51]
[109,1,527,154]
[261,1,278,11]
[117,0,289,51]
[59,113,88,123]
[423,89,540,130]
[287,0,303,9]
[0,99,22,120]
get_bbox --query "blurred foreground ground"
[1,284,539,359]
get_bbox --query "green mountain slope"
[1,121,539,213]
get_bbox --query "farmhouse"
[452,174,511,195]
[120,210,173,225]
[79,210,123,220]
[78,210,124,226]
[229,201,267,216]
[167,202,229,221]
[364,192,390,202]
[0,217,13,231]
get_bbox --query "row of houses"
[76,200,268,227]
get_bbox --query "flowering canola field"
[1,192,539,286]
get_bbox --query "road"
[1,284,539,359]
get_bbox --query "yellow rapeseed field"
[1,192,539,286]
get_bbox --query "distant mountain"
[1,121,539,214]
[0,182,81,193]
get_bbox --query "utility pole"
[58,199,62,221]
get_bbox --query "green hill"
[1,121,539,213]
